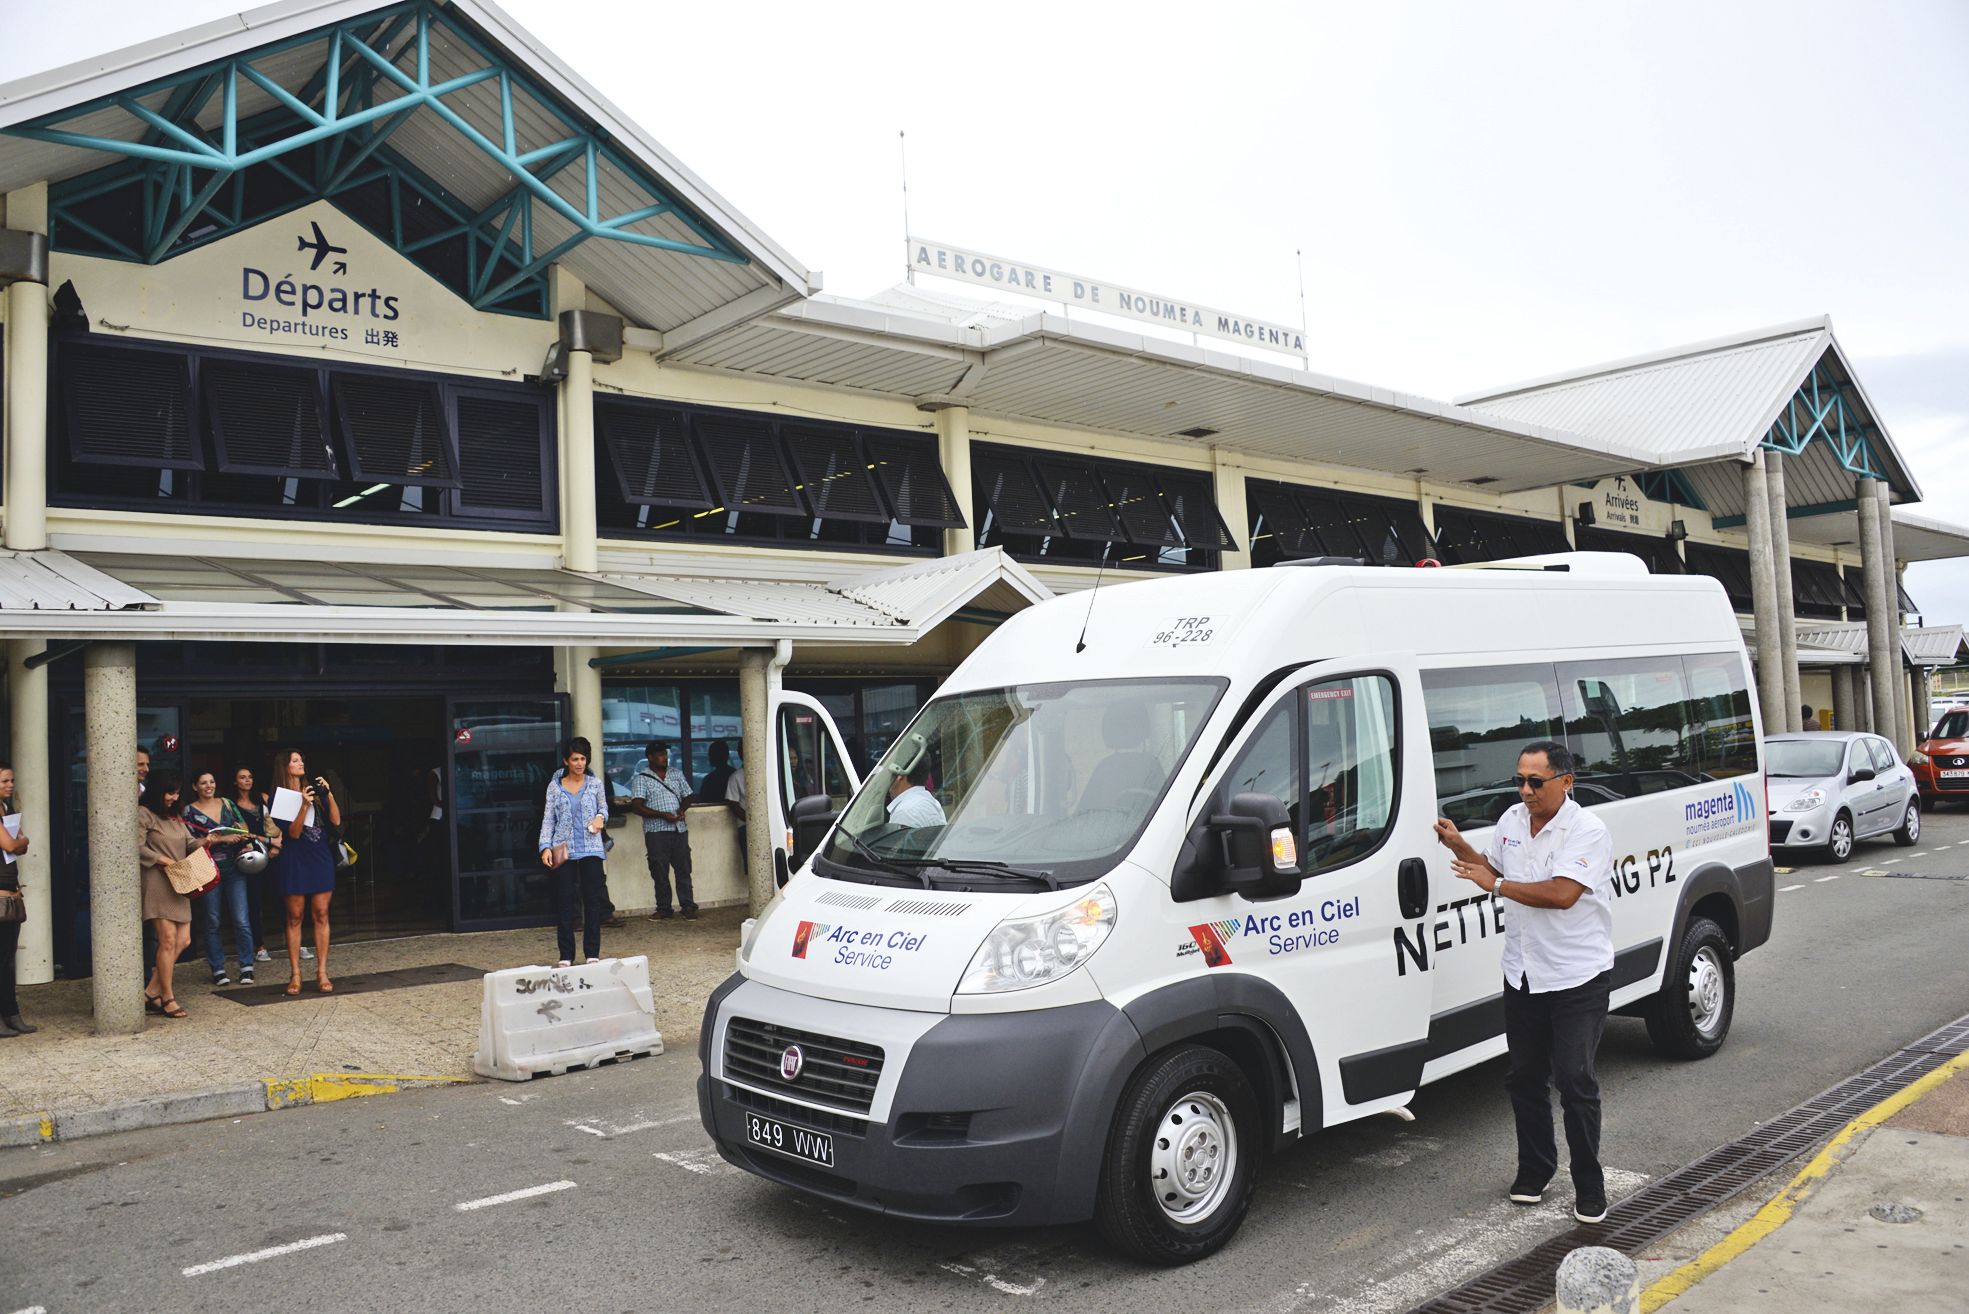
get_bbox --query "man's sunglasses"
[1511,773,1571,790]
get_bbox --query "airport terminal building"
[0,0,1963,997]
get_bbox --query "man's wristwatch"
[1491,877,1508,898]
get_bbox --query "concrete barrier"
[1556,1246,1640,1314]
[472,955,665,1082]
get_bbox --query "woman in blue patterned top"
[538,736,610,967]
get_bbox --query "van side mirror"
[1209,792,1303,900]
[790,792,839,866]
[1848,765,1876,784]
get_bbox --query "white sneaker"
[300,946,315,960]
[254,948,271,963]
[556,960,572,968]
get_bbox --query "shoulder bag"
[165,845,220,896]
[0,888,23,925]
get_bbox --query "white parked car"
[1765,731,1919,862]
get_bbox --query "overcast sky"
[4,0,1965,628]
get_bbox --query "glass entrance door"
[448,695,568,929]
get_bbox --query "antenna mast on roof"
[1296,248,1310,369]
[900,130,914,285]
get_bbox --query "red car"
[1911,707,1969,806]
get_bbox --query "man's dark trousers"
[1503,968,1611,1195]
[644,831,695,915]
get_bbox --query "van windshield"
[816,677,1227,888]
[1766,740,1848,778]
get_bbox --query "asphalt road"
[4,809,1967,1314]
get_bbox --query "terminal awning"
[0,548,1047,646]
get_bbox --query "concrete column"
[7,641,52,982]
[1744,453,1786,735]
[1212,448,1248,569]
[1831,664,1856,733]
[935,405,974,557]
[560,347,598,573]
[737,649,779,914]
[1915,668,1934,741]
[1765,451,1802,732]
[1858,480,1899,741]
[1854,666,1873,733]
[84,644,142,1036]
[1880,487,1909,751]
[568,647,603,752]
[4,270,50,552]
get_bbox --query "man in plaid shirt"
[626,741,696,919]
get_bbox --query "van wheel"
[1095,1045,1258,1265]
[1823,811,1854,864]
[1645,916,1734,1059]
[1894,800,1921,846]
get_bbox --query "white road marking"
[10,1305,49,1314]
[566,1111,697,1138]
[1935,843,1953,850]
[1882,857,1904,865]
[453,1180,576,1211]
[182,1233,346,1276]
[570,1123,609,1137]
[1268,1168,1649,1313]
[937,1261,1046,1297]
[1816,873,1841,882]
[652,1147,740,1177]
[1779,884,1805,892]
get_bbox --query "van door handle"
[1398,857,1430,921]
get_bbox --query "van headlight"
[957,885,1116,994]
[1784,789,1827,812]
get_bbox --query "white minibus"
[698,554,1773,1263]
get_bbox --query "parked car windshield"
[1933,711,1968,740]
[1766,740,1849,778]
[816,677,1227,888]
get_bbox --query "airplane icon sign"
[296,220,348,273]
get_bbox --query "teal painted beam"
[588,646,734,669]
[1711,497,1861,530]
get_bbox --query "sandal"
[144,994,167,1015]
[284,977,302,997]
[160,999,188,1019]
[315,978,335,994]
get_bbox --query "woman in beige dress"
[138,772,194,1019]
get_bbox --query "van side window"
[1302,676,1399,872]
[1557,658,1696,799]
[1682,652,1757,779]
[1420,664,1563,827]
[1223,703,1296,823]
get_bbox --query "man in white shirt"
[1433,740,1616,1225]
[886,763,946,828]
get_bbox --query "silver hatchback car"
[1766,731,1920,863]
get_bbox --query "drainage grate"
[1406,1012,1969,1314]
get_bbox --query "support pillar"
[1743,453,1786,735]
[1831,664,1856,733]
[85,644,142,1036]
[935,405,974,557]
[1765,451,1802,731]
[1213,448,1248,569]
[568,647,602,752]
[1858,480,1898,742]
[4,194,52,552]
[1915,668,1934,741]
[738,648,778,915]
[1855,667,1873,733]
[561,346,598,573]
[7,641,52,982]
[1879,487,1908,751]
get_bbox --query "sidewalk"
[1641,1052,1969,1313]
[0,907,744,1132]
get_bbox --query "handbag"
[543,841,570,869]
[165,846,220,896]
[0,889,23,925]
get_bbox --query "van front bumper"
[698,975,1143,1227]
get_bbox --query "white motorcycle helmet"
[235,843,271,876]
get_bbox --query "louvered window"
[1248,482,1317,558]
[695,414,805,517]
[597,401,710,508]
[1102,464,1181,547]
[1429,506,1569,565]
[783,424,888,523]
[1156,469,1235,550]
[456,391,550,517]
[1246,479,1433,566]
[332,373,458,488]
[1685,542,1754,611]
[204,360,336,479]
[1790,558,1846,620]
[862,436,964,527]
[1035,459,1124,541]
[972,450,1059,537]
[1575,525,1685,577]
[62,341,200,470]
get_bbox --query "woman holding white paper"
[0,765,35,1037]
[273,748,340,996]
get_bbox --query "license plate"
[1942,770,1969,779]
[745,1112,834,1167]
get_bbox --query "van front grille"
[724,1017,884,1114]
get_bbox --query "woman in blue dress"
[274,748,341,995]
[538,736,609,968]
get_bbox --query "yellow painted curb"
[38,1113,54,1142]
[1641,1050,1969,1311]
[263,1072,470,1110]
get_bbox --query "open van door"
[773,692,861,884]
[1190,653,1436,1123]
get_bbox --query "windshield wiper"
[915,857,1060,890]
[844,830,932,888]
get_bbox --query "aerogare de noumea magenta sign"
[908,237,1305,355]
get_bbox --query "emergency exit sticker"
[1150,616,1216,648]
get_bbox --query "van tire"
[1095,1044,1259,1265]
[1644,916,1734,1060]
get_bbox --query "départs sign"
[909,237,1305,356]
